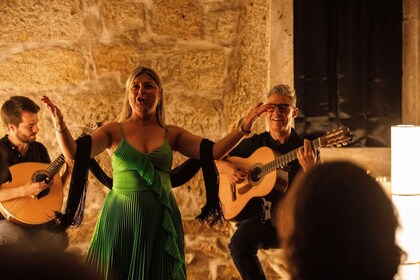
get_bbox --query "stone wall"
[0,0,292,279]
[3,1,414,279]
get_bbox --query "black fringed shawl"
[170,158,201,188]
[55,135,92,229]
[89,158,113,189]
[55,136,223,229]
[195,138,224,225]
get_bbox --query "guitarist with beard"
[216,84,319,280]
[0,96,71,251]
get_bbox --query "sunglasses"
[266,103,295,113]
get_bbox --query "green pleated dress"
[85,128,186,280]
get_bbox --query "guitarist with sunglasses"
[0,96,72,251]
[216,84,319,280]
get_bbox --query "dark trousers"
[229,215,280,280]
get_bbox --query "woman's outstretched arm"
[171,102,270,160]
[41,96,112,160]
[41,96,77,160]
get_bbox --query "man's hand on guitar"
[297,139,317,172]
[22,181,48,198]
[216,160,248,185]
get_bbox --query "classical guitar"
[218,127,354,221]
[0,122,101,225]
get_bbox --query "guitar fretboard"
[259,137,323,178]
[45,154,66,178]
[257,127,352,178]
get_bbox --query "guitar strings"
[5,172,55,219]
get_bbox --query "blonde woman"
[42,66,269,280]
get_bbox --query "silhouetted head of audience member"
[0,245,102,280]
[277,161,404,280]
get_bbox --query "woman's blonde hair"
[118,66,165,127]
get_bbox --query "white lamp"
[391,125,420,279]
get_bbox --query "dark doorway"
[294,0,402,147]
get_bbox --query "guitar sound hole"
[250,167,262,182]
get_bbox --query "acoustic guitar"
[0,123,101,225]
[218,127,354,221]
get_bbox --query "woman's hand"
[41,95,77,160]
[41,96,65,131]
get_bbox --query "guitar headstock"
[320,127,354,148]
[81,122,103,137]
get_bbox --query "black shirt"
[0,135,50,166]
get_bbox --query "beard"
[15,129,36,144]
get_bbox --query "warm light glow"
[391,125,420,195]
[391,125,420,280]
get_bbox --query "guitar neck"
[276,138,321,167]
[261,137,322,176]
[45,154,66,178]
